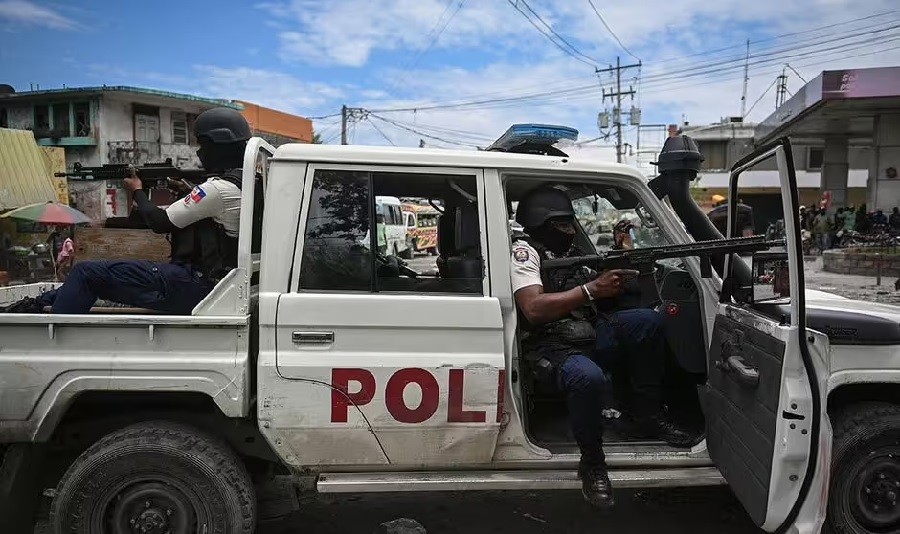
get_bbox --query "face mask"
[531,222,575,255]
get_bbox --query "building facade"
[0,86,313,221]
[678,118,870,213]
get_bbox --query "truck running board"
[316,466,724,493]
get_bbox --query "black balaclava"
[196,138,247,172]
[528,218,576,255]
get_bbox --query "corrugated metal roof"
[0,85,242,110]
[0,128,60,210]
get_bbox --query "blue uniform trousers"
[36,260,213,314]
[556,308,666,467]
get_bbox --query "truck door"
[273,166,505,468]
[704,137,829,532]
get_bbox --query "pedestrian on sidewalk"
[813,209,832,253]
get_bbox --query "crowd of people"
[800,204,900,252]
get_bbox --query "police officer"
[511,186,694,508]
[3,107,250,314]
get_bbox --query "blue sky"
[1,0,898,150]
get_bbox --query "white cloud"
[193,65,345,115]
[258,0,536,67]
[0,0,78,30]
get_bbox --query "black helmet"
[515,186,575,229]
[193,107,251,144]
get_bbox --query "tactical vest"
[516,233,597,365]
[170,168,241,281]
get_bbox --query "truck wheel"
[827,402,900,534]
[49,421,255,534]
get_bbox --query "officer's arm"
[165,182,224,230]
[131,190,177,234]
[515,285,588,325]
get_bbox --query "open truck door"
[703,138,829,532]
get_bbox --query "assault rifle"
[55,159,211,191]
[542,235,784,280]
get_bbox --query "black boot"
[633,415,698,448]
[0,297,43,314]
[577,463,614,508]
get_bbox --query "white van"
[375,196,411,258]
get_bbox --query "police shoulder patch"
[513,247,530,263]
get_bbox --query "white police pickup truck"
[1,126,898,534]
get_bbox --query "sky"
[1,0,899,152]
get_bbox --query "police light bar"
[486,123,579,156]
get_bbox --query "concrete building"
[0,85,313,220]
[682,118,871,215]
[754,66,900,211]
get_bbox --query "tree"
[311,132,323,144]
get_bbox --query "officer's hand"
[586,269,639,298]
[123,167,143,193]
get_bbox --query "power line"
[369,114,479,147]
[366,22,898,116]
[506,0,598,67]
[360,11,895,120]
[652,9,896,63]
[745,77,779,117]
[367,118,397,146]
[389,0,467,90]
[586,0,639,61]
[784,63,808,84]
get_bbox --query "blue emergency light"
[486,123,579,156]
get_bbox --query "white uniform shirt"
[510,240,543,293]
[165,177,242,237]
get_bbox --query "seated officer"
[2,107,250,315]
[511,186,694,509]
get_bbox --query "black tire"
[49,421,256,534]
[827,402,900,534]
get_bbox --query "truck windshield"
[571,195,669,253]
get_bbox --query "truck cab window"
[297,169,483,294]
[299,170,372,292]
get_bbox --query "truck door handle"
[292,331,334,344]
[719,355,759,388]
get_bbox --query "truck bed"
[0,282,252,443]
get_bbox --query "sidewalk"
[804,256,900,305]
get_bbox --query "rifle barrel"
[542,235,784,271]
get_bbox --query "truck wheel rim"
[851,451,900,531]
[97,479,205,534]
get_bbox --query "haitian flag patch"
[185,186,207,205]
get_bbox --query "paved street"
[804,255,900,305]
[260,487,759,533]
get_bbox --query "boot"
[0,297,43,314]
[633,415,698,448]
[577,463,614,508]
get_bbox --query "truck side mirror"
[751,252,790,303]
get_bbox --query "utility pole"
[597,56,640,163]
[341,105,348,145]
[340,105,367,145]
[775,69,789,109]
[740,39,750,118]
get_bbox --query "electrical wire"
[744,77,779,117]
[369,114,480,147]
[586,0,639,61]
[506,0,598,67]
[652,10,896,63]
[388,0,467,91]
[367,118,397,146]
